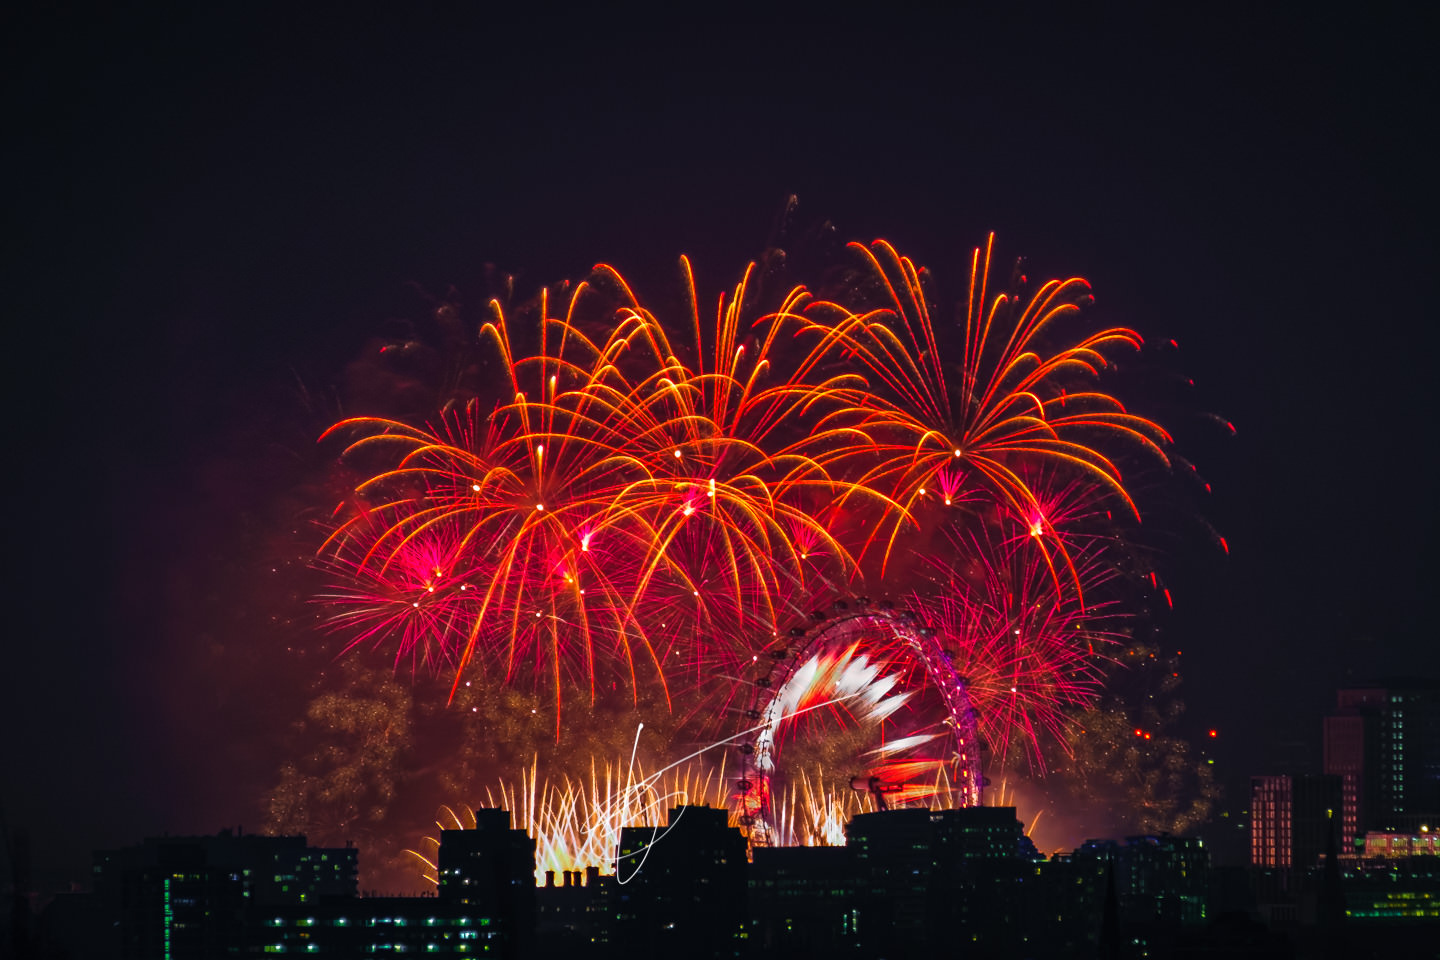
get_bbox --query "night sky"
[8,8,1435,891]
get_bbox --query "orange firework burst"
[572,261,864,641]
[317,234,1181,757]
[318,259,868,721]
[800,235,1172,588]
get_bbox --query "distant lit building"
[1252,776,1295,869]
[91,829,357,958]
[1361,831,1439,858]
[1324,682,1440,852]
[1250,774,1342,870]
[1071,834,1210,927]
[1340,855,1440,921]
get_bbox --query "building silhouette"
[844,805,1054,953]
[87,830,357,958]
[68,818,534,959]
[30,790,1434,959]
[613,805,747,958]
[1063,833,1211,953]
[748,845,856,956]
[435,807,535,956]
[535,865,613,957]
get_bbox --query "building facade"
[1324,683,1440,851]
[1250,774,1342,870]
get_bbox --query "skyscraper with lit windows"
[1250,774,1341,870]
[1324,682,1440,852]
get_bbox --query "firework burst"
[915,532,1124,771]
[312,232,1192,794]
[799,235,1172,590]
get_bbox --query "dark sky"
[8,7,1435,888]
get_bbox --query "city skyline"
[32,797,1439,957]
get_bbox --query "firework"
[406,756,734,885]
[798,235,1172,587]
[1035,692,1221,838]
[318,259,873,715]
[317,517,484,671]
[914,530,1124,772]
[407,753,987,888]
[265,658,415,844]
[312,233,1187,788]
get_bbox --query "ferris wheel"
[731,599,985,848]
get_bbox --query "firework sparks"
[406,756,735,885]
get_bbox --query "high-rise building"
[614,805,747,958]
[436,807,536,956]
[846,806,1031,952]
[1251,776,1295,869]
[1324,687,1385,850]
[1250,774,1342,870]
[1324,682,1440,851]
[845,807,934,948]
[1293,775,1344,870]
